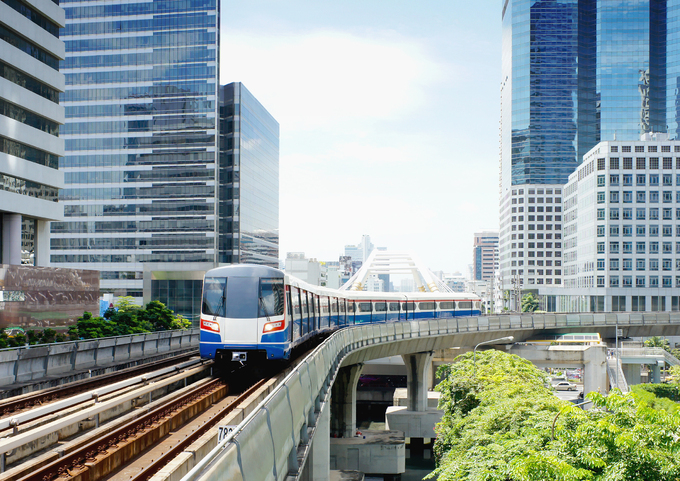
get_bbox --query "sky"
[220,1,501,275]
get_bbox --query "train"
[199,264,483,363]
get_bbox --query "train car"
[199,264,482,363]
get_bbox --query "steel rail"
[0,351,198,417]
[130,377,269,481]
[15,378,226,481]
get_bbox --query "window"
[610,242,619,254]
[610,191,619,203]
[637,174,646,185]
[650,225,659,237]
[622,258,632,271]
[663,146,671,153]
[663,242,673,254]
[622,146,631,153]
[637,208,646,220]
[623,174,633,186]
[610,276,619,287]
[663,208,672,220]
[597,208,605,220]
[650,259,659,271]
[597,192,605,203]
[623,241,632,253]
[597,259,605,270]
[623,191,633,203]
[637,242,646,254]
[610,174,619,186]
[611,146,619,153]
[623,276,632,287]
[597,175,605,187]
[597,158,605,170]
[610,259,619,270]
[664,157,673,168]
[635,146,645,153]
[650,276,659,287]
[649,146,658,153]
[663,174,672,186]
[650,208,659,220]
[597,242,605,254]
[597,225,605,237]
[650,174,659,186]
[663,276,672,288]
[623,208,633,219]
[636,276,645,288]
[650,242,659,254]
[637,191,646,203]
[610,225,619,237]
[623,157,633,169]
[650,191,659,203]
[623,225,632,237]
[597,276,605,287]
[663,259,672,271]
[610,157,619,168]
[610,208,619,220]
[663,225,673,237]
[636,259,646,270]
[663,191,673,203]
[636,158,646,169]
[636,225,646,236]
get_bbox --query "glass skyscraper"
[500,0,680,302]
[52,0,220,300]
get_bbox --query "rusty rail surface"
[16,377,226,481]
[0,351,198,418]
[130,377,269,481]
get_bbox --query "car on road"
[554,381,578,391]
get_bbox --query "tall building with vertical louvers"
[499,0,680,306]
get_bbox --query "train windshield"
[225,277,259,318]
[202,278,226,317]
[259,278,285,317]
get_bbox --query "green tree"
[521,292,539,312]
[114,296,142,313]
[644,335,670,349]
[431,350,680,481]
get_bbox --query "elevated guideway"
[179,312,680,481]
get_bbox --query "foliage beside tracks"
[632,383,680,408]
[521,293,539,312]
[68,297,191,340]
[430,350,680,481]
[644,336,680,362]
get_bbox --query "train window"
[331,300,338,312]
[302,292,308,314]
[340,301,346,313]
[439,302,455,310]
[225,277,259,319]
[202,277,226,316]
[401,302,407,311]
[374,302,387,312]
[259,278,284,317]
[357,302,372,312]
[388,302,400,311]
[348,301,355,313]
[458,301,472,309]
[418,302,435,310]
[292,287,301,315]
[321,297,329,313]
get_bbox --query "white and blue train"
[199,264,482,363]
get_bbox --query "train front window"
[259,278,284,317]
[202,277,226,317]
[225,277,259,319]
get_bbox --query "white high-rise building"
[541,135,680,312]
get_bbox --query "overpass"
[177,312,680,481]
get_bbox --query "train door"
[347,300,355,325]
[356,302,372,324]
[339,299,346,326]
[374,301,387,323]
[330,298,338,327]
[439,301,455,318]
[286,286,293,342]
[320,296,328,329]
[309,293,317,332]
[292,287,302,341]
[301,291,309,335]
[387,302,399,322]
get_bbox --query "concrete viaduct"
[178,312,680,481]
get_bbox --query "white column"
[305,400,330,481]
[583,345,607,395]
[2,214,22,265]
[402,351,434,412]
[331,363,364,438]
[36,219,50,267]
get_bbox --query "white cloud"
[220,29,444,131]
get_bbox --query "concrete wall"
[0,329,198,386]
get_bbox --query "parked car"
[554,381,578,391]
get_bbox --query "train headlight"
[263,321,284,333]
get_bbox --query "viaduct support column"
[402,351,434,412]
[622,363,641,386]
[330,363,364,438]
[583,345,607,396]
[1,214,21,265]
[651,363,661,384]
[304,398,330,481]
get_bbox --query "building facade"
[542,136,680,312]
[218,82,279,267]
[53,0,220,303]
[0,0,66,266]
[500,0,680,303]
[472,230,499,281]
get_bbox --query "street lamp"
[473,336,514,375]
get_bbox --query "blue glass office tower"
[52,0,219,303]
[499,0,678,301]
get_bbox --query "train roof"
[205,264,284,278]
